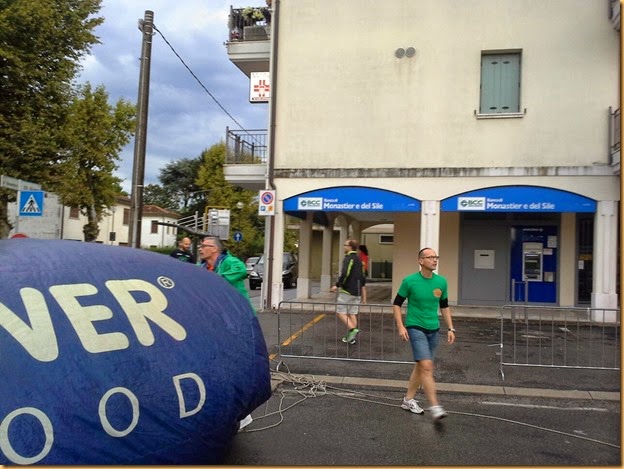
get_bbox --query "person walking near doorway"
[331,239,367,344]
[392,247,455,421]
[358,244,369,278]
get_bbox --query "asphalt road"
[224,385,620,465]
[226,285,622,466]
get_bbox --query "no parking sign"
[258,190,275,216]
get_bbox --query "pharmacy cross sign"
[253,79,269,98]
[250,72,270,103]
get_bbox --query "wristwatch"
[448,328,456,332]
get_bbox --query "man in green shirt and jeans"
[392,247,455,421]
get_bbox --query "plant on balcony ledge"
[229,4,271,41]
[242,7,266,23]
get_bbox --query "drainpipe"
[265,0,279,309]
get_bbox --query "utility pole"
[128,10,154,248]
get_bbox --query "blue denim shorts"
[407,327,440,362]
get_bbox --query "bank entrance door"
[576,214,593,305]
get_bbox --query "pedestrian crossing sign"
[19,190,44,217]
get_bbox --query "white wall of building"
[274,0,618,171]
[265,0,619,308]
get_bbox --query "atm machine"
[511,228,557,304]
[522,242,543,282]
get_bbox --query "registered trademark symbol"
[157,276,175,289]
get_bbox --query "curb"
[276,373,620,402]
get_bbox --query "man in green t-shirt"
[392,247,455,421]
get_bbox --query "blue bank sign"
[441,186,596,213]
[284,187,421,212]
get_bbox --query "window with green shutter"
[479,52,521,114]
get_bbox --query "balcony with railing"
[223,127,267,190]
[609,107,620,173]
[226,6,271,77]
[226,127,267,164]
[228,6,271,41]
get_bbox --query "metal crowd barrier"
[498,305,621,380]
[277,301,413,364]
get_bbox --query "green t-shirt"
[397,272,448,330]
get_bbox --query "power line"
[152,24,261,144]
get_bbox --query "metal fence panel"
[498,305,620,380]
[277,301,413,364]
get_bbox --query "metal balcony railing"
[225,127,267,164]
[609,107,620,161]
[228,6,271,42]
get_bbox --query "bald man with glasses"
[392,247,455,421]
[170,237,196,264]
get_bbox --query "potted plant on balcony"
[242,6,265,25]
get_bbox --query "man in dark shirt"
[330,239,366,344]
[170,237,196,264]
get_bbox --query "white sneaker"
[238,414,253,431]
[401,398,424,414]
[429,405,448,420]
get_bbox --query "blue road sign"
[233,231,243,242]
[19,190,44,217]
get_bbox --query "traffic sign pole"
[258,190,275,216]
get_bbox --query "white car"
[245,256,260,277]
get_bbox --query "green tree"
[143,183,179,211]
[196,143,263,259]
[158,157,206,216]
[52,83,135,241]
[0,0,103,238]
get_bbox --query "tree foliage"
[0,0,104,238]
[158,157,205,216]
[52,83,135,241]
[143,183,179,211]
[196,143,263,258]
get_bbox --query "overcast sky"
[77,0,268,193]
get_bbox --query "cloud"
[77,0,269,192]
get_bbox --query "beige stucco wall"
[265,0,619,307]
[274,0,618,170]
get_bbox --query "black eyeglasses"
[420,256,440,260]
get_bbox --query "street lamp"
[233,201,245,234]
